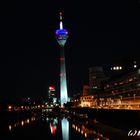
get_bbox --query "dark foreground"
[0,109,139,140]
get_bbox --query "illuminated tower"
[55,12,68,106]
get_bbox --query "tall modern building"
[48,86,57,104]
[55,12,68,106]
[89,66,106,90]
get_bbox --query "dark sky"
[1,0,140,101]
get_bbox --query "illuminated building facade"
[103,68,140,108]
[80,95,95,107]
[55,12,68,106]
[48,86,57,104]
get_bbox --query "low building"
[80,95,96,107]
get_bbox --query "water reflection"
[41,109,109,140]
[71,119,109,140]
[42,109,70,140]
[8,116,36,131]
[62,118,69,140]
[50,118,58,135]
[3,109,130,140]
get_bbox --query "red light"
[50,124,57,135]
[60,73,65,77]
[59,12,62,16]
[49,86,55,91]
[60,57,65,61]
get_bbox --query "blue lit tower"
[55,12,68,106]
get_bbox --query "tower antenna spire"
[59,12,63,29]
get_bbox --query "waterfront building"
[80,95,95,107]
[103,68,140,108]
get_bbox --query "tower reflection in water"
[61,118,69,140]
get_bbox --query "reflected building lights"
[8,125,12,131]
[27,119,30,123]
[84,133,87,137]
[8,117,36,131]
[50,124,57,135]
[71,122,109,140]
[21,121,24,126]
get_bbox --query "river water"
[0,109,139,140]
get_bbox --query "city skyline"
[1,0,140,101]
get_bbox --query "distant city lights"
[111,66,122,71]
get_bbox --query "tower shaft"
[60,47,68,106]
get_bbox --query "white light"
[116,66,119,70]
[60,21,63,29]
[27,119,30,123]
[9,125,12,131]
[8,105,12,110]
[85,133,87,137]
[134,65,137,68]
[21,121,24,126]
[78,128,80,132]
[61,118,69,140]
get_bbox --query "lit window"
[113,67,116,70]
[129,78,133,82]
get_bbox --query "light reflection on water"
[71,121,109,140]
[50,118,58,135]
[41,109,109,140]
[5,109,110,140]
[62,118,69,140]
[8,116,36,131]
[0,110,130,140]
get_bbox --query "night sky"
[1,0,140,101]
